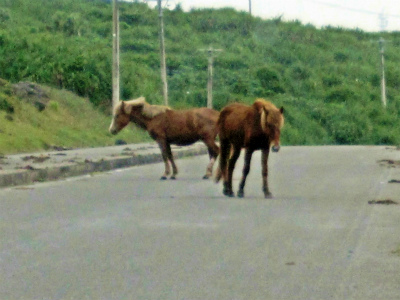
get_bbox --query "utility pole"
[112,0,120,110]
[249,0,252,16]
[158,0,169,106]
[200,46,222,109]
[379,37,387,108]
[378,11,388,108]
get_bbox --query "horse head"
[109,97,146,135]
[256,99,284,152]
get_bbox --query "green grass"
[0,80,150,154]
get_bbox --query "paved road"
[1,146,400,300]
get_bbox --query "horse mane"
[254,98,284,131]
[124,97,171,118]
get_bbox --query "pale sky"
[148,0,400,32]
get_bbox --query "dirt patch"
[17,165,36,170]
[385,146,400,151]
[52,153,67,156]
[121,148,135,156]
[368,199,398,205]
[49,145,73,151]
[388,179,400,184]
[21,155,50,163]
[14,187,35,190]
[0,156,8,165]
[378,159,400,168]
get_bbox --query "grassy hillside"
[0,79,149,154]
[0,0,400,150]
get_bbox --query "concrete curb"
[0,144,208,188]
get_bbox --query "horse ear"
[280,107,284,114]
[121,101,133,115]
[253,100,263,112]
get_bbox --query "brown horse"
[109,97,220,180]
[216,98,284,198]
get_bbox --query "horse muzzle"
[109,121,119,135]
[271,145,280,152]
[109,127,119,135]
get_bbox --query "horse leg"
[224,146,241,197]
[202,138,219,179]
[166,143,178,179]
[237,148,254,198]
[157,140,171,180]
[215,139,229,183]
[262,148,272,198]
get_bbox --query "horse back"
[218,103,253,136]
[148,107,219,146]
[218,103,266,148]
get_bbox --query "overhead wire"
[304,0,400,19]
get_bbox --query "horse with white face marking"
[109,97,220,180]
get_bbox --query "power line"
[379,11,388,31]
[142,0,171,9]
[305,0,400,19]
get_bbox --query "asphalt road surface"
[1,146,399,300]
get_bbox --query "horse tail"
[215,108,230,183]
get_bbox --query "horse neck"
[250,109,263,132]
[130,112,150,130]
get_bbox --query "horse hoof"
[160,176,168,180]
[223,189,235,197]
[202,175,209,180]
[264,192,273,199]
[170,176,176,180]
[237,190,244,198]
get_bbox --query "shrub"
[0,8,11,23]
[322,74,342,87]
[0,97,14,113]
[256,66,285,95]
[288,64,311,80]
[324,86,356,103]
[334,52,349,63]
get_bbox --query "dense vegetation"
[1,0,400,152]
